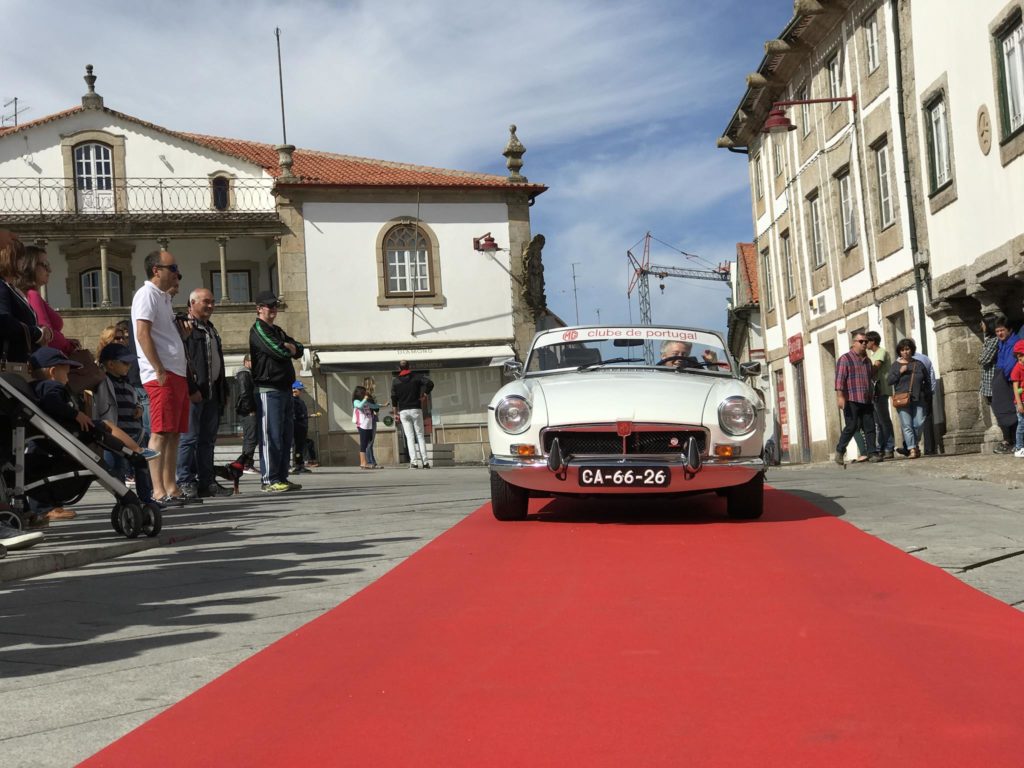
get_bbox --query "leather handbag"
[67,348,106,395]
[891,365,915,409]
[0,327,32,381]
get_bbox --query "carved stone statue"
[522,234,547,314]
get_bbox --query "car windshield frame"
[524,325,733,377]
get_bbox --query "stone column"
[274,236,284,300]
[217,237,230,303]
[99,238,111,307]
[927,298,987,454]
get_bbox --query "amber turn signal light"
[511,444,537,456]
[714,445,741,458]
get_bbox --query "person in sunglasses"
[834,331,882,466]
[130,249,189,506]
[20,245,80,356]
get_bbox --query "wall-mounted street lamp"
[761,94,858,133]
[473,232,501,253]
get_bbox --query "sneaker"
[410,461,421,469]
[262,482,291,493]
[293,466,311,474]
[0,523,44,550]
[883,451,895,460]
[140,448,160,460]
[867,453,884,463]
[199,482,233,498]
[282,480,303,491]
[1014,447,1024,458]
[895,447,910,457]
[833,452,845,467]
[422,462,431,469]
[159,496,189,507]
[994,442,1013,454]
[178,482,199,499]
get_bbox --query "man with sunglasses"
[131,249,189,505]
[834,331,882,466]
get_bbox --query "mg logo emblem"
[562,330,579,341]
[669,437,680,447]
[616,421,633,437]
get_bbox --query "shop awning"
[313,345,517,373]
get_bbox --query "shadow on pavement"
[0,533,420,676]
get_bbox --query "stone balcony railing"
[0,177,277,219]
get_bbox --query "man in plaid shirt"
[835,331,882,466]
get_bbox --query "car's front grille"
[543,428,707,456]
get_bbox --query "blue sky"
[1,0,789,330]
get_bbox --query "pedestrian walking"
[131,250,189,505]
[176,288,231,498]
[865,331,895,459]
[362,376,385,469]
[391,360,434,468]
[888,339,931,459]
[990,316,1020,453]
[834,331,881,466]
[249,291,304,492]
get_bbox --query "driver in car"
[659,340,718,369]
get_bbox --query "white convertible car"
[487,325,767,521]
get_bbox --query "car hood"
[528,370,721,426]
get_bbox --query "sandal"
[909,447,920,459]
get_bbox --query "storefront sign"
[787,334,804,364]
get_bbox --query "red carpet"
[83,489,1024,766]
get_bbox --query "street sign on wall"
[788,333,804,363]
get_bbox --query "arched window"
[211,176,231,211]
[384,224,432,296]
[74,143,115,213]
[80,268,122,308]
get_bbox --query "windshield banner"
[534,327,723,349]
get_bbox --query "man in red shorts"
[132,249,190,505]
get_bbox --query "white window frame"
[928,99,951,189]
[808,195,825,268]
[1001,21,1024,135]
[798,86,811,136]
[837,171,858,250]
[828,55,843,109]
[761,249,775,312]
[384,225,432,296]
[754,154,764,200]
[80,268,122,308]
[865,14,880,73]
[772,138,782,177]
[874,140,894,229]
[781,232,795,299]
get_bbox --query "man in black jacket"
[235,354,257,473]
[390,360,434,468]
[249,291,304,491]
[176,288,231,498]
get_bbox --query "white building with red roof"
[0,67,551,464]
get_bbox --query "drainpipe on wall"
[891,0,929,356]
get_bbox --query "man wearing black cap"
[249,291,304,492]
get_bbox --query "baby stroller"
[0,372,162,539]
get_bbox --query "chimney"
[82,65,104,109]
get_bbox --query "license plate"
[578,467,670,487]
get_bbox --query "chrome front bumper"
[489,454,765,495]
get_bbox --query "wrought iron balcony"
[0,177,278,218]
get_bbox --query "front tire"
[490,472,529,521]
[725,474,764,519]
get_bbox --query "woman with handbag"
[1,230,51,375]
[887,338,930,459]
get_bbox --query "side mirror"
[739,361,762,378]
[503,360,524,379]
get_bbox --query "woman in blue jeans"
[887,338,930,459]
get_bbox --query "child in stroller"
[26,348,159,526]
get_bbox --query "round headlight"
[718,396,757,436]
[495,395,532,434]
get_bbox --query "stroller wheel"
[0,509,23,530]
[114,503,143,539]
[110,505,123,535]
[142,503,163,538]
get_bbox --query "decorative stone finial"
[275,144,296,180]
[503,124,527,183]
[82,65,104,109]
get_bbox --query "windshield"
[526,326,731,374]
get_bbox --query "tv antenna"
[2,97,30,127]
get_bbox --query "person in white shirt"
[131,250,189,504]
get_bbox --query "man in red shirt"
[835,331,882,466]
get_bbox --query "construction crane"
[627,232,731,326]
